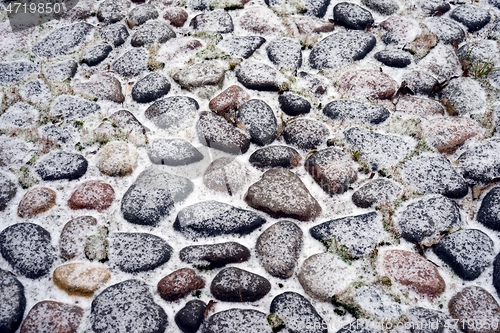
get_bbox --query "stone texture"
[164,7,189,27]
[74,74,125,103]
[422,117,484,154]
[127,4,158,28]
[111,48,148,77]
[478,186,500,231]
[450,5,491,33]
[337,69,398,100]
[266,37,302,70]
[0,61,37,84]
[203,309,272,333]
[0,102,39,129]
[173,60,227,91]
[245,168,322,221]
[17,187,57,218]
[179,242,251,268]
[236,61,282,91]
[81,44,112,66]
[190,10,234,33]
[20,301,83,333]
[97,141,138,177]
[395,95,445,118]
[249,145,301,170]
[157,268,205,302]
[333,2,374,30]
[50,95,100,120]
[441,77,486,116]
[217,36,266,59]
[239,7,283,35]
[99,23,129,47]
[148,138,203,166]
[352,179,401,208]
[68,180,115,212]
[0,172,17,211]
[458,139,500,184]
[209,85,250,117]
[203,157,248,195]
[237,99,277,146]
[197,111,250,154]
[32,22,93,58]
[401,71,439,96]
[210,267,271,302]
[0,269,26,333]
[282,118,329,151]
[53,263,111,296]
[323,100,390,125]
[361,0,399,14]
[35,151,88,181]
[131,20,176,47]
[418,44,462,84]
[59,216,99,260]
[175,300,206,333]
[279,92,311,116]
[145,96,199,130]
[374,49,412,68]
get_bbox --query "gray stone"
[51,95,100,120]
[197,111,250,154]
[303,0,330,17]
[458,138,500,184]
[179,242,251,268]
[190,10,234,33]
[173,60,227,91]
[203,157,248,195]
[374,49,412,68]
[0,61,37,84]
[266,38,302,70]
[59,216,99,260]
[417,44,462,84]
[131,72,170,103]
[323,100,390,124]
[424,17,465,44]
[131,20,176,47]
[99,23,130,47]
[75,74,124,103]
[0,102,39,129]
[333,2,374,30]
[236,61,282,91]
[416,0,450,16]
[112,48,148,77]
[82,44,112,66]
[361,0,399,15]
[203,309,272,333]
[0,172,17,211]
[352,179,401,208]
[0,269,26,333]
[249,145,301,170]
[441,77,486,115]
[97,0,129,23]
[127,4,158,28]
[148,138,203,166]
[217,36,266,59]
[145,96,199,130]
[401,70,439,96]
[20,80,51,103]
[279,92,311,116]
[39,124,79,145]
[450,5,490,32]
[237,99,277,146]
[32,22,94,58]
[283,118,329,151]
[406,307,451,333]
[35,151,88,181]
[477,186,500,231]
[210,267,271,302]
[175,300,206,333]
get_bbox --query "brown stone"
[239,7,283,35]
[157,268,205,302]
[97,141,138,176]
[290,16,334,34]
[209,85,249,118]
[68,180,115,212]
[422,117,484,154]
[163,7,188,27]
[161,37,203,61]
[380,250,446,298]
[203,157,248,195]
[17,187,56,218]
[395,95,445,118]
[53,263,111,296]
[338,69,398,100]
[404,27,439,60]
[59,216,99,260]
[448,286,500,333]
[245,168,322,221]
[20,301,83,333]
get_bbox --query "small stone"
[417,0,450,15]
[361,0,399,15]
[210,267,271,302]
[127,4,158,28]
[203,309,272,333]
[450,5,490,33]
[309,31,376,69]
[109,109,148,143]
[148,138,203,166]
[50,95,100,120]
[396,195,462,245]
[97,141,138,177]
[20,80,51,104]
[0,102,38,130]
[305,147,357,195]
[173,60,227,91]
[333,2,374,30]
[237,99,277,146]
[81,44,112,66]
[53,263,111,296]
[84,227,109,262]
[110,233,172,273]
[283,118,329,151]
[236,61,282,91]
[68,180,115,212]
[97,0,129,23]
[448,286,500,333]
[203,157,248,194]
[179,242,251,268]
[352,179,401,208]
[279,92,311,116]
[433,229,494,281]
[157,268,205,302]
[291,16,334,34]
[0,223,56,279]
[35,151,87,181]
[20,301,83,333]
[458,40,498,64]
[131,20,176,47]
[352,286,403,320]
[403,28,438,60]
[380,249,446,298]
[380,16,420,46]
[190,10,234,33]
[91,280,168,333]
[418,43,462,84]
[197,111,250,154]
[402,154,469,199]
[239,7,283,35]
[99,23,129,47]
[0,269,26,333]
[76,73,125,103]
[374,49,412,68]
[175,300,206,333]
[145,96,199,130]
[311,212,386,258]
[271,292,327,333]
[132,72,170,103]
[477,186,500,231]
[112,48,148,77]
[249,145,301,170]
[0,172,17,211]
[44,60,78,82]
[395,95,445,118]
[406,307,451,333]
[0,137,36,167]
[338,69,397,99]
[59,216,99,260]
[32,22,94,58]
[458,138,500,184]
[209,85,250,117]
[401,71,439,96]
[17,187,57,218]
[441,77,486,115]
[217,36,266,59]
[0,61,37,84]
[266,38,302,70]
[323,100,390,124]
[422,117,484,154]
[245,168,322,221]
[164,7,189,27]
[424,17,465,45]
[174,201,266,240]
[298,253,358,301]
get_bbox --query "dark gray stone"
[310,212,385,258]
[333,2,374,30]
[458,138,500,184]
[406,307,450,333]
[323,100,390,124]
[352,179,401,208]
[82,44,112,66]
[279,92,311,116]
[0,102,39,129]
[147,138,203,166]
[236,61,281,91]
[433,229,494,280]
[424,17,465,44]
[309,31,376,69]
[401,71,439,96]
[237,99,277,146]
[374,49,412,68]
[249,145,301,170]
[361,0,399,15]
[283,118,329,151]
[441,77,486,115]
[131,72,170,103]
[111,48,148,77]
[127,4,158,28]
[44,60,78,82]
[402,154,469,199]
[210,267,271,302]
[97,0,129,23]
[190,10,234,33]
[457,40,498,64]
[203,309,272,333]
[20,80,51,103]
[32,22,94,58]
[477,186,500,231]
[266,38,302,70]
[0,223,56,279]
[217,36,266,59]
[0,269,26,333]
[397,195,462,245]
[197,111,250,154]
[121,166,194,226]
[35,151,88,181]
[174,201,266,240]
[131,21,176,47]
[91,280,168,333]
[0,61,37,84]
[303,0,330,17]
[175,300,206,333]
[450,5,491,32]
[179,242,251,268]
[494,253,500,298]
[51,95,100,119]
[145,96,199,130]
[99,23,130,47]
[0,172,17,211]
[417,0,450,15]
[271,292,327,333]
[110,233,172,273]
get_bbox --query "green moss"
[10,166,39,189]
[74,120,84,129]
[85,226,109,262]
[331,295,363,318]
[267,314,285,333]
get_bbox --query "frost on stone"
[190,10,234,33]
[59,216,99,260]
[32,22,94,58]
[424,17,465,44]
[173,60,227,91]
[352,286,402,320]
[43,60,78,82]
[457,138,500,184]
[236,61,282,91]
[145,96,199,130]
[440,77,486,115]
[0,137,36,167]
[148,138,203,166]
[179,242,250,268]
[417,43,462,84]
[323,100,390,125]
[352,179,402,209]
[111,48,149,77]
[0,102,39,129]
[131,20,176,47]
[0,61,37,84]
[203,309,272,333]
[84,226,109,262]
[217,36,266,59]
[0,269,25,333]
[50,95,100,120]
[237,99,278,146]
[20,80,51,103]
[35,150,88,181]
[266,37,302,70]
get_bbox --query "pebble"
[249,145,301,170]
[190,10,234,33]
[157,268,205,301]
[20,301,83,333]
[81,44,112,66]
[0,269,26,333]
[441,77,486,115]
[406,307,451,333]
[53,263,111,296]
[395,95,445,118]
[97,141,138,177]
[99,23,129,47]
[175,300,205,333]
[210,267,271,302]
[310,212,385,258]
[179,242,251,268]
[352,286,402,320]
[197,111,250,154]
[323,100,390,124]
[0,61,37,84]
[290,16,334,34]
[217,36,266,59]
[97,0,129,23]
[17,187,57,218]
[418,44,462,84]
[174,60,228,91]
[148,138,203,166]
[131,72,170,103]
[36,151,87,182]
[239,7,283,35]
[458,138,500,184]
[362,0,398,14]
[374,49,412,68]
[127,4,158,28]
[75,73,125,103]
[352,178,401,208]
[174,200,266,240]
[266,37,302,70]
[203,309,272,333]
[50,95,100,120]
[337,69,397,99]
[380,16,420,46]
[401,71,439,96]
[20,80,51,104]
[279,92,311,116]
[450,5,491,33]
[163,7,189,27]
[111,48,148,77]
[209,85,250,117]
[0,223,56,279]
[477,186,500,231]
[305,147,357,195]
[256,221,303,279]
[417,0,450,16]
[236,61,282,91]
[131,20,176,47]
[44,60,78,82]
[333,2,374,30]
[282,118,329,151]
[0,172,17,211]
[203,157,248,194]
[245,168,322,221]
[0,102,39,130]
[32,22,94,58]
[237,99,277,146]
[145,96,199,130]
[68,180,115,212]
[91,280,168,333]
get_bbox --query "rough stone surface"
[210,267,271,302]
[323,100,390,124]
[17,187,57,218]
[0,102,39,130]
[175,300,206,333]
[180,242,250,268]
[148,138,203,166]
[478,186,500,231]
[127,4,158,28]
[282,118,329,151]
[97,141,138,177]
[203,157,248,194]
[218,36,266,59]
[111,48,148,77]
[131,72,170,104]
[266,38,302,70]
[20,301,83,333]
[99,23,129,47]
[337,69,398,99]
[418,44,462,84]
[164,7,189,27]
[450,5,491,33]
[157,268,205,302]
[236,61,282,91]
[0,61,37,84]
[145,96,199,130]
[249,145,301,170]
[32,22,93,58]
[239,7,283,35]
[50,95,100,120]
[352,179,401,208]
[59,216,99,260]
[0,173,16,211]
[0,269,26,333]
[197,111,250,154]
[374,49,412,68]
[36,151,88,181]
[203,309,272,333]
[458,139,500,184]
[53,263,111,296]
[97,0,129,23]
[401,71,439,96]
[333,2,374,30]
[395,95,445,118]
[361,0,399,15]
[209,85,250,117]
[237,99,277,146]
[68,180,115,212]
[190,10,234,33]
[279,92,311,116]
[422,117,484,154]
[82,44,112,66]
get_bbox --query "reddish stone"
[17,187,56,218]
[395,95,445,118]
[68,180,115,212]
[239,7,283,35]
[163,7,188,27]
[338,70,398,100]
[381,250,446,298]
[161,38,203,61]
[291,16,334,34]
[209,85,249,118]
[20,301,83,333]
[157,268,205,302]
